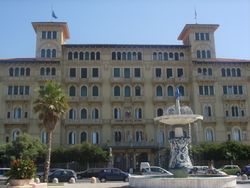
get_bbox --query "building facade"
[0,22,250,170]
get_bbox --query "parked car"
[241,165,250,177]
[141,166,173,176]
[77,168,103,179]
[189,166,227,175]
[0,168,10,183]
[98,168,130,182]
[48,169,77,183]
[218,165,241,176]
[37,168,62,180]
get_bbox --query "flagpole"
[194,7,197,24]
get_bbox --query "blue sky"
[0,0,249,59]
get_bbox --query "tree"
[5,133,45,161]
[33,81,68,182]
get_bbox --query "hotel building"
[0,22,249,170]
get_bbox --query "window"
[96,52,100,60]
[221,68,226,77]
[114,86,121,96]
[199,85,214,96]
[134,68,141,78]
[92,132,99,144]
[127,52,132,60]
[80,108,87,119]
[69,109,76,120]
[167,86,174,96]
[174,52,179,61]
[46,49,51,58]
[155,68,161,78]
[25,86,29,95]
[233,128,241,141]
[112,52,116,60]
[92,68,99,78]
[52,31,57,39]
[47,31,51,39]
[41,49,45,58]
[138,52,142,60]
[163,52,168,60]
[81,68,87,78]
[114,108,121,119]
[153,52,157,60]
[42,31,46,39]
[73,52,78,59]
[52,49,56,58]
[135,108,142,119]
[204,105,212,117]
[135,86,141,96]
[8,86,13,95]
[14,107,21,119]
[114,131,122,142]
[79,52,84,60]
[124,68,130,78]
[15,67,19,76]
[195,33,199,40]
[201,50,206,58]
[197,50,201,58]
[178,86,185,96]
[124,86,131,97]
[207,50,211,58]
[51,67,56,75]
[92,108,99,119]
[12,129,21,141]
[177,68,183,77]
[157,108,163,117]
[80,132,87,143]
[122,52,126,60]
[69,86,76,96]
[69,68,76,77]
[132,52,137,60]
[80,86,88,97]
[68,52,73,60]
[200,33,205,40]
[26,68,30,76]
[9,68,13,76]
[68,131,76,144]
[156,86,163,96]
[169,53,173,60]
[136,130,143,142]
[14,86,18,95]
[205,33,209,40]
[113,68,120,78]
[92,86,99,96]
[85,52,89,60]
[91,52,95,60]
[205,128,214,142]
[158,52,163,61]
[117,52,121,60]
[41,130,48,144]
[166,68,173,78]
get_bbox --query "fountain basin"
[129,175,237,188]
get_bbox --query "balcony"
[64,77,79,83]
[88,77,102,83]
[132,96,145,102]
[3,118,29,125]
[68,96,79,102]
[175,76,189,83]
[131,77,144,83]
[110,96,125,102]
[203,116,216,123]
[110,77,125,83]
[152,77,165,83]
[111,119,145,125]
[65,119,102,125]
[222,94,247,101]
[196,75,216,82]
[88,96,103,102]
[38,75,60,82]
[5,95,30,101]
[224,116,249,123]
[153,96,166,102]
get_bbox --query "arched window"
[14,67,19,76]
[226,68,231,76]
[233,127,241,141]
[26,68,30,76]
[207,50,211,58]
[136,130,143,142]
[114,131,122,142]
[197,50,201,59]
[80,132,87,143]
[208,68,212,76]
[51,67,56,75]
[21,68,25,76]
[232,68,236,77]
[80,86,88,97]
[167,86,174,96]
[80,108,87,119]
[127,52,132,60]
[92,86,99,96]
[201,50,206,58]
[174,52,179,61]
[205,128,214,142]
[157,108,163,117]
[9,68,14,76]
[132,52,137,60]
[180,52,184,60]
[117,52,121,60]
[137,52,142,60]
[73,52,78,59]
[163,52,168,61]
[14,107,21,119]
[92,108,99,119]
[158,52,163,61]
[135,86,141,96]
[221,68,226,77]
[91,52,95,60]
[236,68,241,77]
[68,52,73,60]
[69,109,76,120]
[96,52,100,60]
[41,49,45,58]
[135,108,142,119]
[153,52,157,60]
[204,105,212,117]
[12,129,21,141]
[178,86,185,96]
[114,108,121,119]
[41,130,48,144]
[169,53,173,60]
[114,86,121,96]
[79,52,84,60]
[69,86,76,96]
[40,67,45,76]
[85,52,89,60]
[231,106,239,117]
[92,132,99,144]
[156,86,163,96]
[124,86,131,97]
[45,67,50,75]
[112,52,116,60]
[68,131,76,144]
[52,49,56,58]
[46,49,51,58]
[122,52,127,60]
[158,130,164,144]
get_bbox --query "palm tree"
[33,81,68,182]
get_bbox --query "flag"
[175,87,181,100]
[52,10,58,19]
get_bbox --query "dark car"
[77,168,103,179]
[37,168,62,180]
[98,168,130,182]
[48,169,77,183]
[242,165,250,177]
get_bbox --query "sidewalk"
[49,182,129,188]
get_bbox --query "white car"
[141,166,173,176]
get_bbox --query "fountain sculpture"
[129,88,237,188]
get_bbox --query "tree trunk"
[44,131,52,182]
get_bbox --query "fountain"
[129,88,237,188]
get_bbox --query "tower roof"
[178,24,219,40]
[32,22,70,39]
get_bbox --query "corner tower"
[32,22,70,58]
[178,24,219,59]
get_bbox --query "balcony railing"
[65,119,102,125]
[203,116,216,123]
[3,118,29,125]
[5,95,30,101]
[38,75,60,81]
[175,77,189,83]
[224,116,249,123]
[222,94,247,101]
[196,75,216,82]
